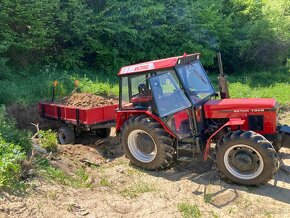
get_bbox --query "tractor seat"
[131,83,153,109]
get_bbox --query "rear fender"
[116,110,176,138]
[204,118,245,160]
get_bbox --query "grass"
[0,67,289,107]
[0,68,119,105]
[204,193,213,203]
[120,180,156,198]
[99,176,111,187]
[36,158,92,188]
[208,69,290,107]
[177,203,201,218]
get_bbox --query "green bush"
[0,136,25,188]
[0,106,31,152]
[0,106,31,189]
[38,130,58,152]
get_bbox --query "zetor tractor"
[116,53,290,185]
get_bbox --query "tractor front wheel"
[215,130,278,185]
[121,115,174,170]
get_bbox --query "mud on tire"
[121,115,174,170]
[215,130,279,185]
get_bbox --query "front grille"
[248,115,264,131]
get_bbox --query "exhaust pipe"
[217,52,230,99]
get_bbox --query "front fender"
[204,118,245,160]
[116,110,176,138]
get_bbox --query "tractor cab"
[118,53,216,139]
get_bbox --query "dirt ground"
[1,112,290,218]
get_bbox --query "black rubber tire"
[58,125,75,145]
[215,130,279,185]
[121,115,174,170]
[96,128,111,138]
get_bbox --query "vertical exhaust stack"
[217,52,230,99]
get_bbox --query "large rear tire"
[121,115,174,170]
[215,130,278,185]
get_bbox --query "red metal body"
[204,98,277,134]
[39,102,118,125]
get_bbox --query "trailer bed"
[39,102,118,126]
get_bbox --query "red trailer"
[39,102,118,144]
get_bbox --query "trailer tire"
[58,125,75,145]
[96,128,111,138]
[215,130,279,185]
[121,115,174,170]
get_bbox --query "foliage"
[38,130,58,152]
[0,107,28,189]
[177,203,201,218]
[0,0,288,74]
[222,0,290,71]
[0,135,25,189]
[0,106,31,152]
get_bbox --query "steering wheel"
[187,89,199,97]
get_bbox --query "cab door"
[149,72,193,139]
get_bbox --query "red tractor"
[116,53,290,185]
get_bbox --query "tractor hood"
[203,98,277,119]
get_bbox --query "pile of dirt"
[63,93,118,108]
[6,104,59,131]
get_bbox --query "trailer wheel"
[215,130,279,185]
[58,125,75,145]
[121,115,174,170]
[96,128,111,138]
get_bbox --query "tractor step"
[177,144,194,151]
[177,157,193,162]
[176,143,195,162]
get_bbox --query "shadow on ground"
[141,148,290,207]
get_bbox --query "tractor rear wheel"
[58,125,75,145]
[121,115,174,170]
[215,130,278,185]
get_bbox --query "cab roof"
[117,53,200,76]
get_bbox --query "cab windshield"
[149,72,191,117]
[176,60,215,104]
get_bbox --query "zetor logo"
[134,65,150,71]
[121,62,155,74]
[233,109,265,113]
